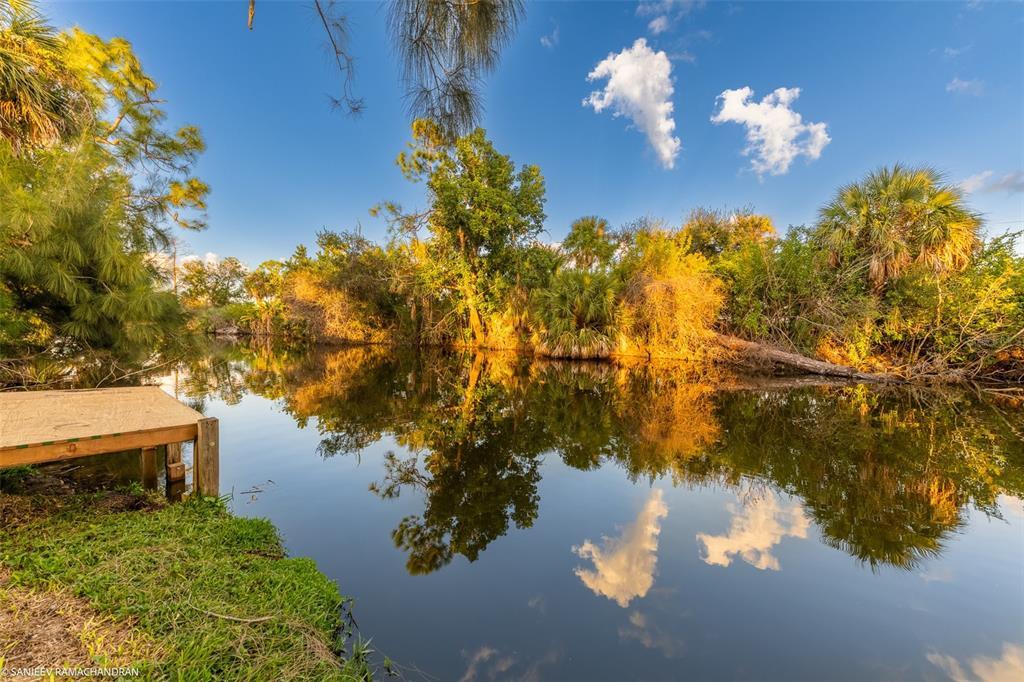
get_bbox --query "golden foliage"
[615,230,724,362]
[283,271,391,345]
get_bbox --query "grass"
[0,488,376,680]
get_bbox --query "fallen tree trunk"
[715,334,896,383]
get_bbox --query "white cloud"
[180,251,223,266]
[960,170,995,193]
[648,16,670,34]
[572,489,669,607]
[540,22,559,49]
[946,77,984,95]
[711,86,831,177]
[943,45,970,59]
[696,495,809,571]
[960,170,1024,195]
[583,38,682,169]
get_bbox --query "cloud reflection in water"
[573,489,669,607]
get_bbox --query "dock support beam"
[194,417,220,497]
[141,446,157,489]
[165,442,185,482]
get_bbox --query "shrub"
[531,269,618,358]
[615,229,723,361]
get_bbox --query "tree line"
[180,121,1022,381]
[1,0,1020,385]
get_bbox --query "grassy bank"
[0,478,375,680]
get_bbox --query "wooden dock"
[0,386,218,496]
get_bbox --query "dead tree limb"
[715,334,896,383]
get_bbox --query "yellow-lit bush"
[614,229,723,361]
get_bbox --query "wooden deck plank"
[0,386,203,450]
[1,424,198,467]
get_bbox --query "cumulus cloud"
[946,77,984,95]
[696,495,809,571]
[711,86,831,176]
[572,489,669,607]
[960,170,1024,195]
[180,251,223,266]
[540,22,559,49]
[583,39,682,169]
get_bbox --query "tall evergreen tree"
[0,4,207,371]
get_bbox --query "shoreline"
[0,471,375,680]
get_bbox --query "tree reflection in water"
[175,342,1024,574]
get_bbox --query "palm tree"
[531,269,618,359]
[562,216,617,270]
[0,0,86,150]
[817,165,981,292]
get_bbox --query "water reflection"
[928,642,1024,682]
[618,610,685,659]
[171,342,1024,576]
[572,489,668,607]
[696,493,809,571]
[458,645,562,682]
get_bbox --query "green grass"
[0,492,375,680]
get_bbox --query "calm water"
[81,345,1024,680]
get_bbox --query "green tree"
[180,257,247,308]
[817,165,980,293]
[0,12,207,373]
[388,119,546,345]
[562,216,617,270]
[0,141,184,358]
[684,207,776,259]
[64,28,208,245]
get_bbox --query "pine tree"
[0,4,207,374]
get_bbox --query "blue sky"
[49,1,1024,265]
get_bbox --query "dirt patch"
[0,570,158,678]
[94,492,161,514]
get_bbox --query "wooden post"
[194,417,219,497]
[140,446,157,489]
[165,442,185,482]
